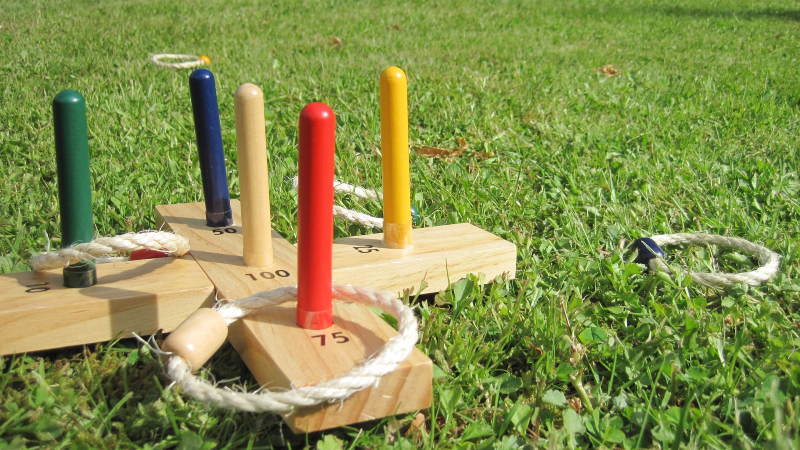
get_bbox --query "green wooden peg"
[53,90,96,288]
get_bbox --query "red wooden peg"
[296,103,335,330]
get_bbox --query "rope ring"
[291,176,384,228]
[150,53,210,69]
[638,233,781,289]
[31,231,190,271]
[164,283,419,414]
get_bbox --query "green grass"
[2,0,800,448]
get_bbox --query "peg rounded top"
[53,89,85,107]
[235,83,263,100]
[380,66,407,85]
[300,102,335,123]
[189,68,214,82]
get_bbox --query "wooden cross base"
[156,200,432,433]
[0,257,215,356]
[332,223,517,296]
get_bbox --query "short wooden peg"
[235,83,273,267]
[162,308,229,371]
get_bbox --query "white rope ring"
[31,231,190,271]
[291,176,384,228]
[641,233,781,289]
[165,283,419,414]
[150,53,210,69]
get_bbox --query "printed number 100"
[245,270,290,280]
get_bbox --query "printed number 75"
[311,332,350,346]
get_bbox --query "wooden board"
[332,223,517,296]
[0,256,215,356]
[157,200,432,432]
[228,301,432,433]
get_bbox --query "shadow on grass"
[656,6,800,22]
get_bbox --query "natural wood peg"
[235,83,273,267]
[162,308,228,371]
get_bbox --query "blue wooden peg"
[189,69,233,227]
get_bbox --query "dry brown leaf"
[724,314,741,325]
[412,137,468,159]
[331,37,342,46]
[568,397,583,413]
[595,64,621,77]
[405,413,426,442]
[391,23,402,30]
[472,151,494,160]
[597,248,611,256]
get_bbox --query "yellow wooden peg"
[380,67,412,249]
[235,83,274,267]
[329,67,518,295]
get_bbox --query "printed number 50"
[213,228,237,235]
